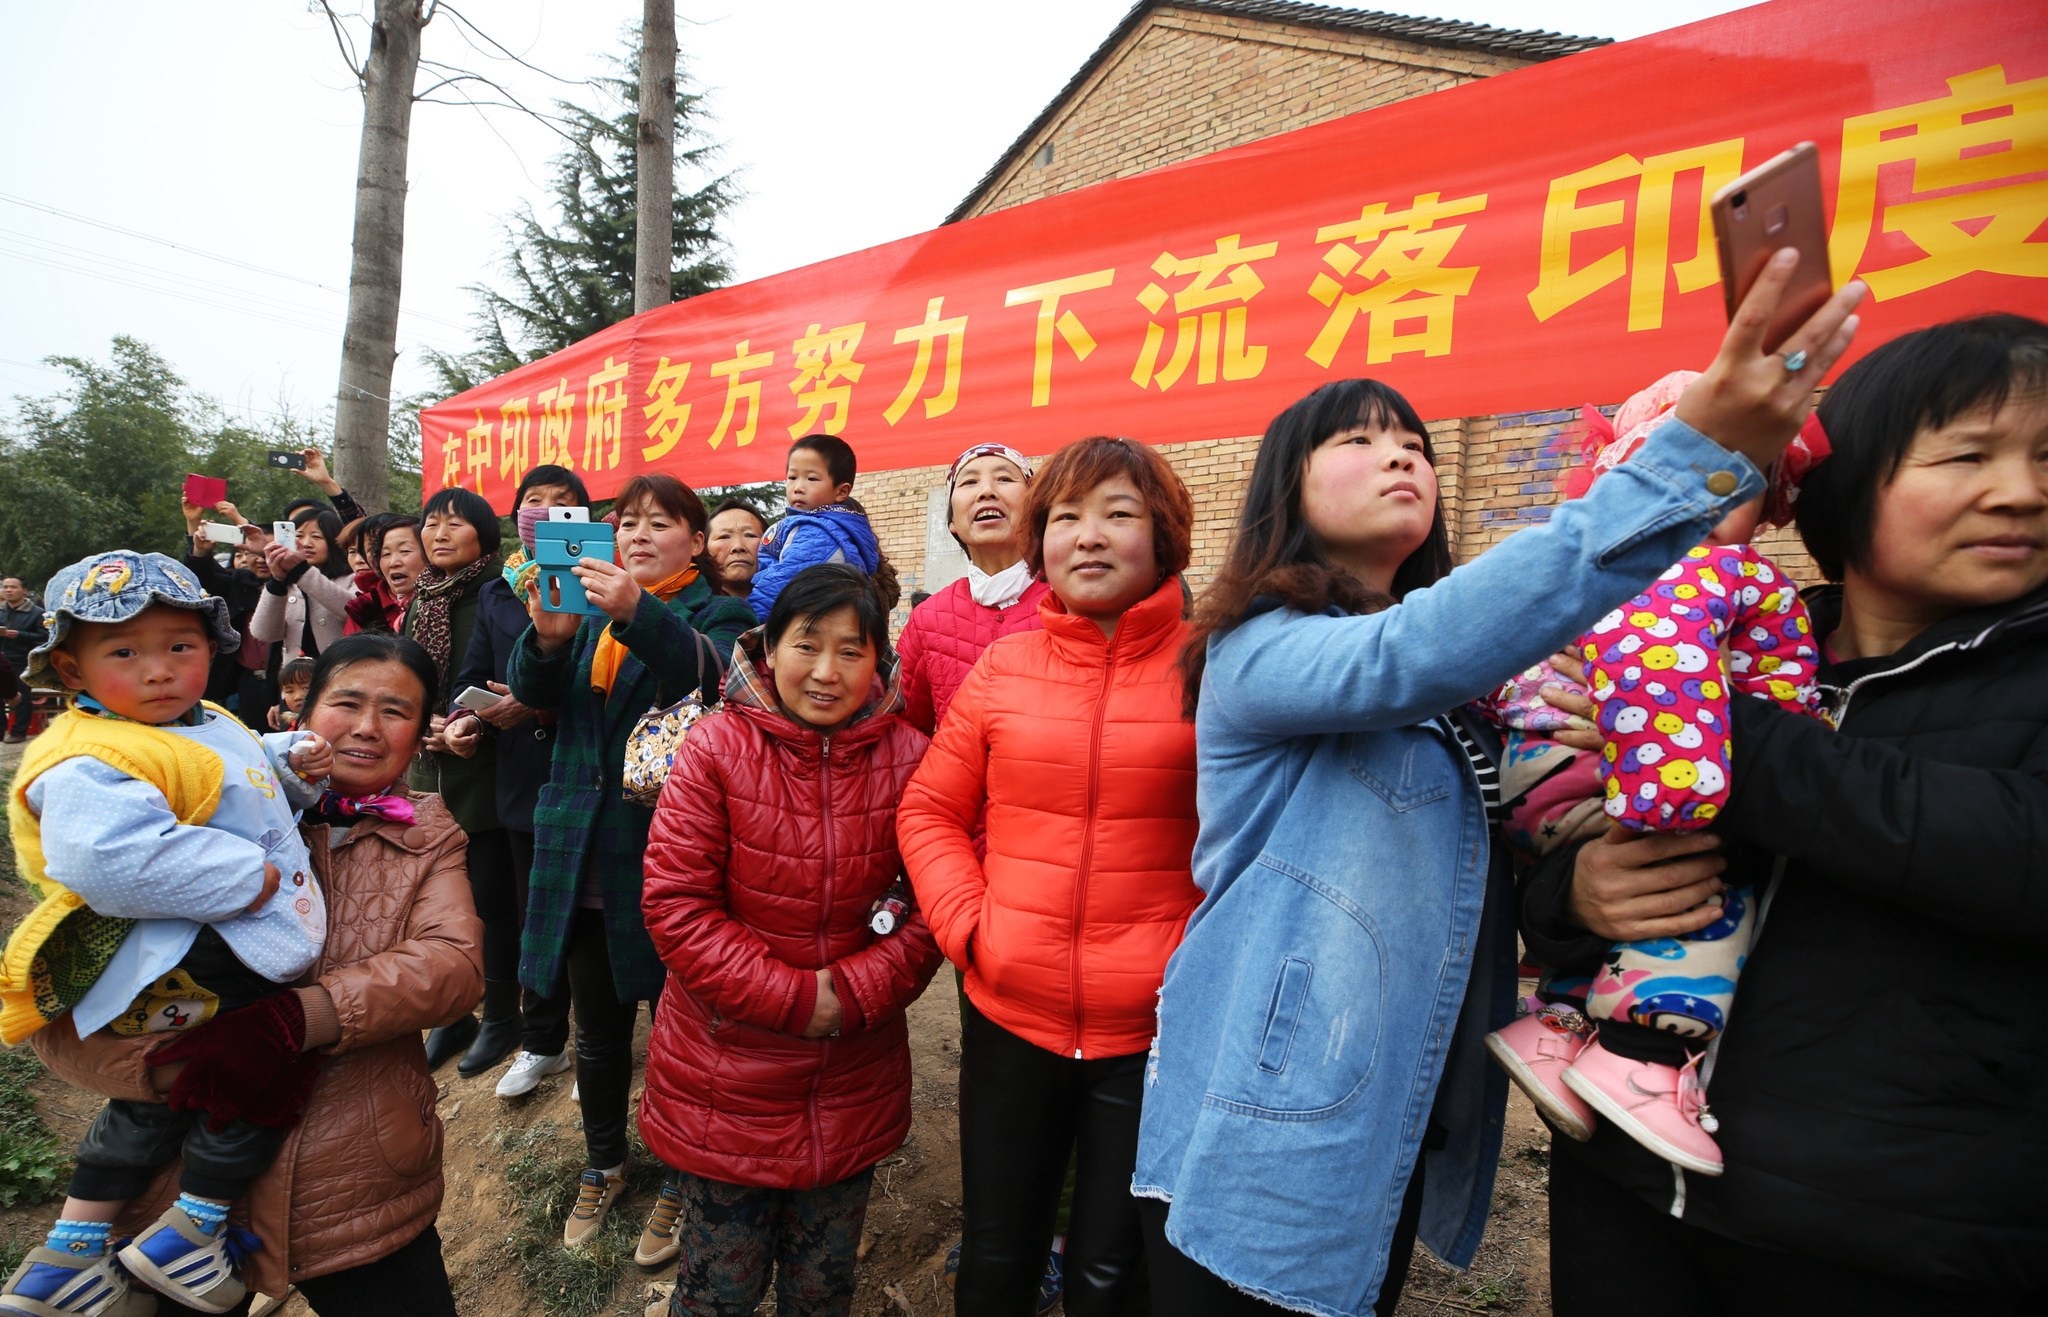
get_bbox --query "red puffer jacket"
[639,636,942,1190]
[898,578,1199,1059]
[897,575,1052,734]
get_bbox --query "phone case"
[532,521,614,615]
[1711,143,1832,354]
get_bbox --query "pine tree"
[428,52,731,396]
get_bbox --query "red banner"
[425,0,2048,510]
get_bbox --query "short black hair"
[301,632,440,742]
[1800,314,2048,581]
[790,434,857,489]
[279,656,317,687]
[764,563,890,659]
[280,496,329,523]
[516,464,589,508]
[709,498,768,533]
[421,486,504,556]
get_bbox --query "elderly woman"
[1522,314,2047,1315]
[899,436,1203,1316]
[510,473,756,1252]
[705,499,768,599]
[31,633,483,1316]
[896,443,1050,736]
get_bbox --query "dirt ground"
[0,735,1555,1316]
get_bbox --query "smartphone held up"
[1711,142,1834,354]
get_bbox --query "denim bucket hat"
[27,550,240,678]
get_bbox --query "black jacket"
[1523,580,2048,1299]
[450,576,556,834]
[0,598,45,672]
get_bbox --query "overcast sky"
[0,0,1755,428]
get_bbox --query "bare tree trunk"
[332,0,427,511]
[634,0,676,315]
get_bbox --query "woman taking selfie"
[32,633,482,1316]
[1130,255,1864,1317]
[900,435,1202,1316]
[510,474,755,1251]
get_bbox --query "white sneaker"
[495,1049,572,1098]
[570,1079,579,1102]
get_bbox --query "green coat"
[510,576,754,1001]
[403,562,500,834]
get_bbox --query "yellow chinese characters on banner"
[1528,140,1744,331]
[422,0,2047,507]
[1831,65,2048,299]
[1307,192,1489,367]
[1133,235,1280,390]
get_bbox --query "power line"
[0,190,474,335]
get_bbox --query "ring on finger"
[1779,347,1809,373]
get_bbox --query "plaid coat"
[509,576,754,1002]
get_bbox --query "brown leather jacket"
[32,794,482,1296]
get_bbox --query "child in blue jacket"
[748,435,883,621]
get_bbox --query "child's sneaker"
[117,1205,249,1313]
[0,1247,151,1317]
[1484,1004,1597,1142]
[1562,1037,1723,1176]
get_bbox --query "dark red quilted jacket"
[897,576,1051,733]
[638,642,941,1190]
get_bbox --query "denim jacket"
[1131,418,1764,1317]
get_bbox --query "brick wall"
[860,6,1824,634]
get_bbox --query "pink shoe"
[1562,1039,1723,1176]
[1484,1006,1596,1142]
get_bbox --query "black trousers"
[1548,1146,2029,1317]
[505,829,569,1055]
[1136,1152,1428,1317]
[151,1223,456,1317]
[954,1000,1148,1317]
[69,1099,284,1203]
[2,660,31,737]
[564,907,656,1169]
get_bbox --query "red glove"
[146,993,323,1132]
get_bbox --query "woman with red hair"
[900,436,1201,1316]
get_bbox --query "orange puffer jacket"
[31,795,483,1298]
[898,577,1199,1059]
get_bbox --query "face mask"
[515,505,550,553]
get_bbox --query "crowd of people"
[0,259,2041,1317]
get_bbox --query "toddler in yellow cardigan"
[1,551,332,1317]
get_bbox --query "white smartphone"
[201,522,243,545]
[272,520,297,551]
[546,506,591,522]
[453,685,503,713]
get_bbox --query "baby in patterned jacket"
[1481,373,1827,1178]
[0,551,332,1317]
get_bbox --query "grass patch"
[0,1048,67,1209]
[495,1121,666,1317]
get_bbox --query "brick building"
[860,0,1814,614]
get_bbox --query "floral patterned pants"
[666,1167,875,1317]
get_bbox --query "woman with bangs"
[510,473,756,1257]
[1130,256,1865,1317]
[252,505,360,661]
[900,436,1202,1316]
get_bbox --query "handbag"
[621,629,721,806]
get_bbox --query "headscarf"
[590,565,698,698]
